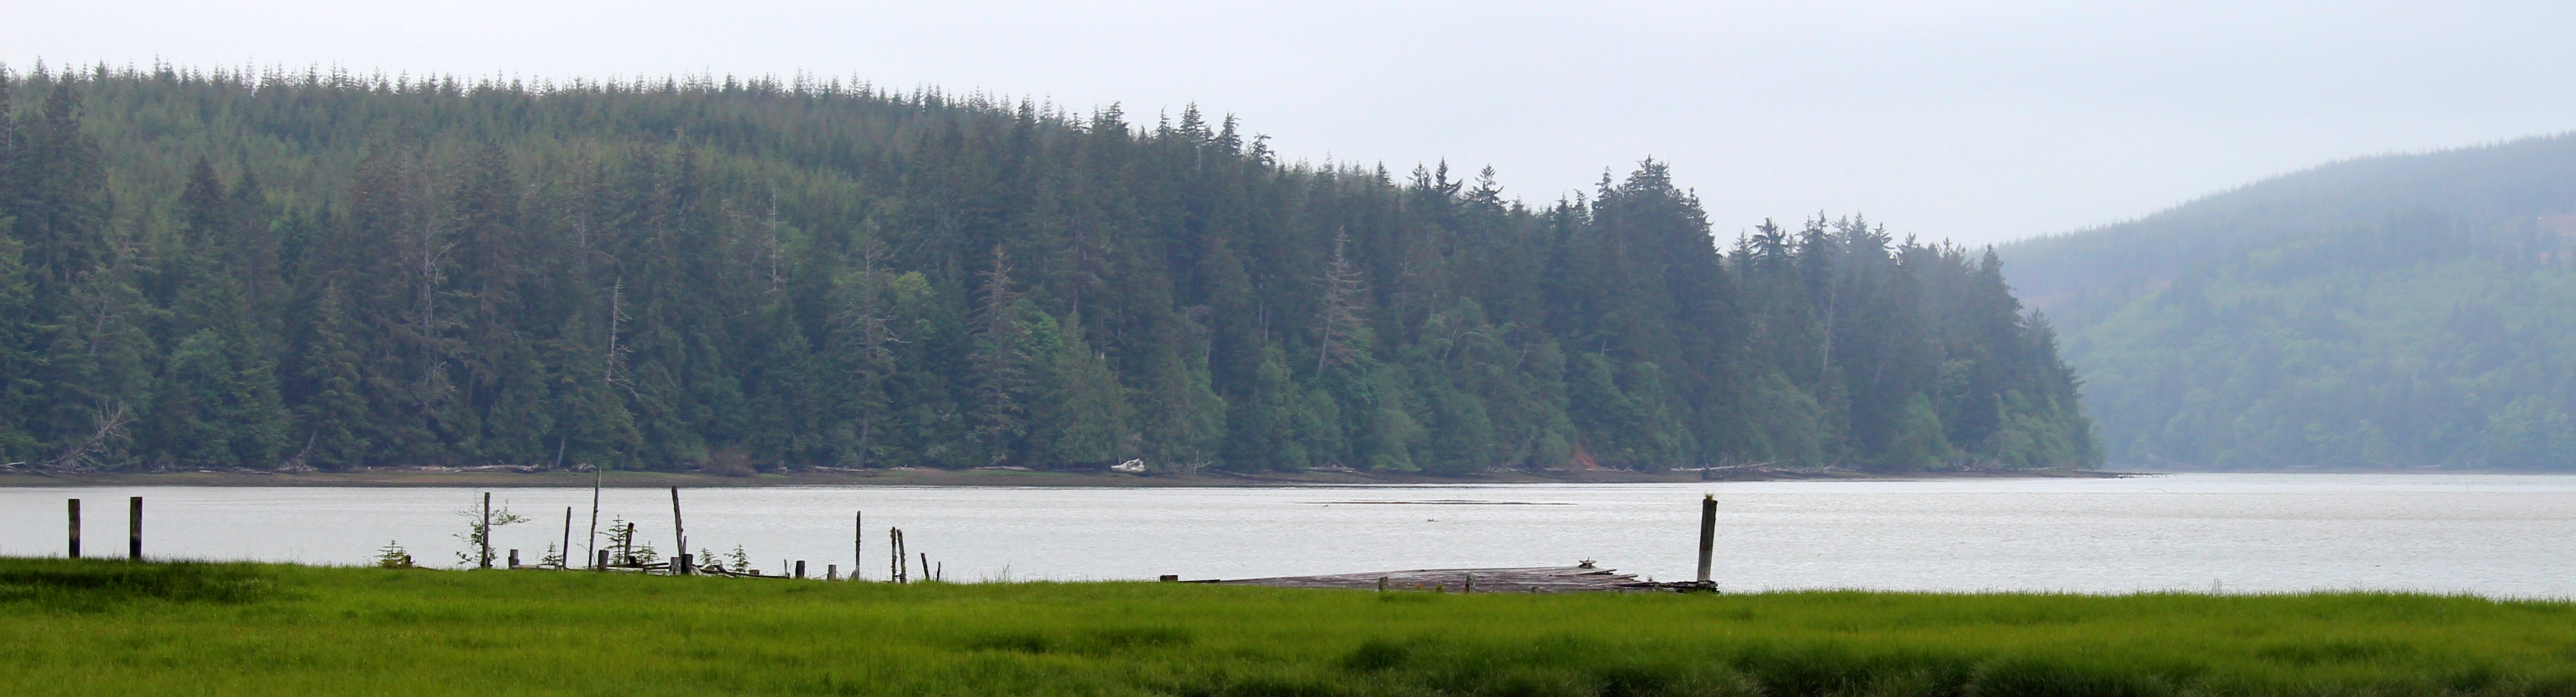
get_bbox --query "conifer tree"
[294,283,369,469]
[966,246,1033,464]
[1031,310,1132,466]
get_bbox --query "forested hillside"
[0,65,2093,473]
[2000,134,2576,469]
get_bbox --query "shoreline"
[0,465,2134,488]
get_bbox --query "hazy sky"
[11,1,2575,245]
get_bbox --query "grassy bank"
[2,558,2569,696]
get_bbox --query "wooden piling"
[560,506,572,568]
[66,498,80,559]
[827,564,838,581]
[1464,573,1474,594]
[508,549,520,568]
[1696,494,1716,583]
[853,511,863,581]
[479,492,492,569]
[128,496,142,561]
[596,549,609,570]
[585,471,602,568]
[795,560,806,579]
[889,528,905,583]
[668,487,688,575]
[920,553,930,582]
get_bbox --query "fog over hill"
[2001,134,2576,469]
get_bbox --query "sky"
[9,1,2575,245]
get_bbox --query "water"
[3,473,2571,597]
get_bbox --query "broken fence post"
[129,496,142,561]
[1696,494,1717,584]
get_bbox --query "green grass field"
[3,557,2573,696]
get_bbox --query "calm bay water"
[3,473,2571,597]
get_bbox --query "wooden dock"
[1194,564,1699,593]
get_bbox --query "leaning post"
[669,487,689,575]
[1695,494,1717,584]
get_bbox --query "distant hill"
[2001,134,2576,469]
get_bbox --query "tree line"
[0,64,2096,473]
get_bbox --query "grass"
[2,557,2572,696]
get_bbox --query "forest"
[2004,133,2576,469]
[0,64,2094,473]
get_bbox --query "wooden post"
[596,549,609,570]
[795,560,806,579]
[889,528,905,583]
[1696,494,1716,583]
[668,487,688,575]
[853,511,863,581]
[508,549,520,568]
[585,471,602,568]
[827,564,838,581]
[128,496,142,561]
[1377,577,1388,592]
[479,492,493,569]
[920,553,929,583]
[560,506,572,568]
[66,498,80,558]
[1463,573,1474,594]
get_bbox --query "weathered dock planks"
[1197,565,1660,593]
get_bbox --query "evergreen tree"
[965,246,1034,464]
[1030,310,1132,466]
[293,283,369,469]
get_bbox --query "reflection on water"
[3,473,2571,596]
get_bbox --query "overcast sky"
[10,1,2575,245]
